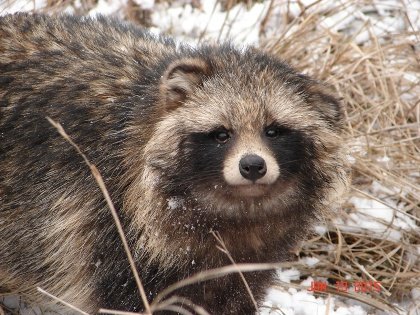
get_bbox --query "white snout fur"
[223,141,279,185]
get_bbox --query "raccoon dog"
[0,13,348,315]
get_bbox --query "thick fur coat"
[0,13,348,314]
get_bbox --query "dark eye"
[265,128,278,138]
[214,129,230,144]
[265,125,280,138]
[265,125,289,138]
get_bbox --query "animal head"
[142,45,346,218]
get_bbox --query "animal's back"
[0,13,162,311]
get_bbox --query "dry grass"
[0,0,419,314]
[260,0,419,312]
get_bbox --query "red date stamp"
[307,280,381,293]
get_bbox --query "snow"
[133,0,154,10]
[0,296,53,315]
[262,280,369,315]
[335,195,417,242]
[150,0,270,45]
[314,225,328,236]
[166,196,183,210]
[89,0,127,17]
[411,288,420,301]
[277,268,301,283]
[300,256,320,267]
[0,0,46,14]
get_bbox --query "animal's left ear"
[306,81,344,129]
[159,58,211,112]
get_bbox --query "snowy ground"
[0,0,419,314]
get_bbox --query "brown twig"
[46,118,152,315]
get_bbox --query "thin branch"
[211,231,260,314]
[152,262,291,305]
[37,287,90,315]
[46,117,152,314]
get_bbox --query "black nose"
[239,154,267,181]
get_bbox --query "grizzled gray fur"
[0,13,348,315]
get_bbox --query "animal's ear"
[305,80,345,129]
[159,58,211,112]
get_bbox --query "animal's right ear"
[159,58,211,112]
